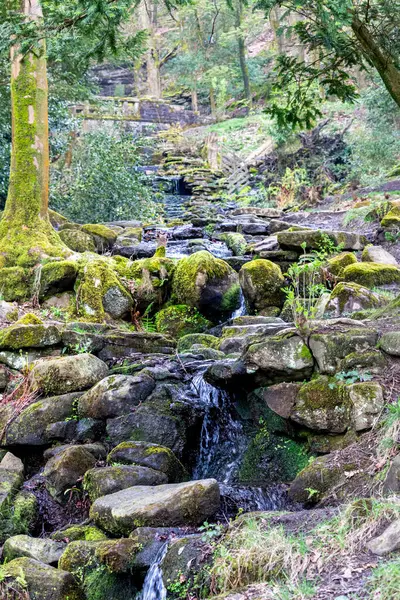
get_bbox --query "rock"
[244,333,314,382]
[177,333,220,353]
[90,479,220,534]
[114,241,156,258]
[81,224,117,252]
[98,331,176,361]
[367,520,400,555]
[309,328,378,374]
[0,557,83,600]
[0,266,29,302]
[325,282,386,317]
[107,441,188,483]
[78,373,155,419]
[51,524,107,542]
[0,468,23,511]
[362,245,398,265]
[383,455,400,494]
[0,299,18,322]
[348,382,384,431]
[60,538,140,574]
[43,292,72,310]
[379,331,400,356]
[222,232,247,256]
[39,261,78,299]
[381,206,400,227]
[0,348,50,370]
[30,353,108,395]
[277,230,367,251]
[3,535,66,564]
[239,260,284,311]
[261,382,301,419]
[343,262,400,289]
[0,323,61,349]
[84,465,167,501]
[231,207,282,218]
[0,452,24,476]
[162,535,208,589]
[44,442,106,461]
[241,222,269,235]
[2,392,82,446]
[155,305,210,339]
[43,445,97,501]
[327,252,358,276]
[59,228,96,252]
[172,251,240,321]
[204,359,247,387]
[102,285,133,319]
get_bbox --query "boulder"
[39,261,78,299]
[0,557,83,600]
[59,538,140,574]
[239,260,284,311]
[51,524,107,542]
[277,230,367,251]
[90,479,220,534]
[379,331,400,356]
[325,282,386,317]
[222,232,247,256]
[84,465,167,501]
[59,228,95,252]
[0,323,61,349]
[81,224,117,252]
[381,206,400,227]
[0,452,24,476]
[155,305,210,339]
[0,266,29,302]
[327,252,357,277]
[348,382,384,431]
[172,251,240,321]
[0,468,23,511]
[383,455,400,494]
[162,535,208,590]
[362,245,398,265]
[0,299,18,322]
[3,535,66,564]
[43,445,97,501]
[309,328,378,374]
[107,441,188,483]
[29,354,108,395]
[367,520,400,556]
[78,373,156,419]
[177,333,220,353]
[343,262,400,289]
[261,382,301,419]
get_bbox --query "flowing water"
[231,289,247,319]
[141,543,168,600]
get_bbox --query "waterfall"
[231,289,247,319]
[141,543,168,600]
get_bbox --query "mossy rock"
[155,305,210,339]
[59,228,96,253]
[81,224,118,252]
[221,232,247,256]
[343,262,400,289]
[326,282,387,317]
[0,323,61,349]
[0,491,37,544]
[84,465,167,501]
[49,209,73,230]
[327,252,357,277]
[16,313,43,325]
[172,251,240,321]
[381,205,400,227]
[51,524,107,542]
[39,260,78,298]
[239,259,284,312]
[0,267,30,302]
[177,333,220,353]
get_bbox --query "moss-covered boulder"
[81,224,117,252]
[325,282,387,317]
[221,232,247,256]
[239,259,284,312]
[59,228,96,252]
[379,331,400,356]
[29,354,108,395]
[177,333,220,353]
[327,252,357,277]
[0,490,37,543]
[162,536,210,593]
[362,245,398,265]
[277,229,367,251]
[51,524,107,542]
[0,323,61,349]
[343,262,400,289]
[172,251,240,321]
[107,441,188,483]
[309,327,379,374]
[90,479,220,534]
[0,267,30,301]
[3,535,66,564]
[348,381,384,431]
[84,465,167,501]
[76,257,133,321]
[43,445,97,501]
[39,260,78,298]
[59,538,140,575]
[155,305,210,338]
[381,205,400,227]
[0,557,83,600]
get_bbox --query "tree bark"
[352,16,400,109]
[235,0,252,105]
[137,0,161,98]
[191,87,198,112]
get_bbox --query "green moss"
[59,228,96,252]
[239,259,284,310]
[16,313,43,325]
[343,262,400,288]
[52,525,107,542]
[81,224,118,243]
[298,344,313,361]
[221,232,247,256]
[155,305,210,339]
[327,252,357,277]
[381,206,400,227]
[298,376,346,410]
[40,260,78,298]
[0,323,59,349]
[221,284,241,311]
[0,491,37,543]
[154,246,166,258]
[177,333,220,352]
[0,267,30,302]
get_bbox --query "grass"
[367,556,400,600]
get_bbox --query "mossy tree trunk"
[0,0,67,268]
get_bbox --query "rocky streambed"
[1,195,400,598]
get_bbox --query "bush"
[50,130,158,223]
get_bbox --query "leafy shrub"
[50,130,158,223]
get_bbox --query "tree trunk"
[137,0,161,98]
[235,1,252,105]
[352,16,400,109]
[0,0,66,268]
[210,87,217,117]
[191,87,198,112]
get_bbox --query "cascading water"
[231,289,247,319]
[141,543,168,600]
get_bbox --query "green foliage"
[367,556,400,600]
[51,130,158,223]
[328,370,373,389]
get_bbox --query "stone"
[0,468,23,511]
[239,260,284,311]
[230,207,282,218]
[39,261,78,299]
[90,479,220,534]
[379,331,400,356]
[362,245,398,265]
[244,333,314,381]
[155,305,210,339]
[51,524,107,542]
[3,535,66,564]
[102,285,133,319]
[204,359,247,387]
[325,282,386,317]
[43,445,97,501]
[59,228,96,252]
[162,535,207,589]
[367,520,400,555]
[383,455,400,494]
[30,353,108,395]
[309,328,378,374]
[343,262,400,289]
[0,452,24,476]
[78,373,155,419]
[107,441,188,483]
[261,382,301,419]
[81,224,117,252]
[59,538,140,574]
[177,333,220,353]
[348,382,384,431]
[84,465,167,501]
[0,300,18,322]
[327,252,358,277]
[0,557,83,600]
[277,230,367,251]
[114,241,157,258]
[0,323,61,349]
[43,292,72,310]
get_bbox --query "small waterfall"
[192,373,247,484]
[231,289,247,319]
[141,543,168,600]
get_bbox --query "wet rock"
[59,538,140,575]
[78,373,155,419]
[90,479,220,534]
[239,259,284,312]
[0,323,61,349]
[241,222,270,235]
[309,327,378,374]
[277,230,367,251]
[30,353,108,395]
[98,331,176,361]
[3,535,66,564]
[162,535,208,589]
[0,557,83,600]
[43,445,97,501]
[107,441,188,483]
[114,241,156,258]
[177,333,220,352]
[84,465,167,501]
[204,359,247,387]
[325,282,386,317]
[362,245,398,265]
[367,520,400,555]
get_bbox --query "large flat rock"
[90,479,220,534]
[277,229,367,251]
